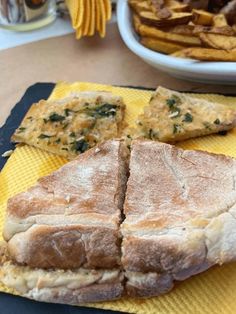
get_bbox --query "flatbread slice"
[136,86,236,143]
[12,91,126,159]
[122,140,236,297]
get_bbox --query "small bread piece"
[136,86,236,143]
[141,37,186,54]
[11,91,126,159]
[175,47,236,61]
[199,33,236,50]
[122,140,236,297]
[3,140,129,270]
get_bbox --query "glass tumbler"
[0,0,56,31]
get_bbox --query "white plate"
[117,0,236,85]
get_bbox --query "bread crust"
[4,140,129,269]
[0,247,124,304]
[122,140,236,297]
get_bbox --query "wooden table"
[1,23,236,127]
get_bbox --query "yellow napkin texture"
[65,0,112,38]
[1,81,236,314]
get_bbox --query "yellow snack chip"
[81,0,91,36]
[104,0,112,21]
[95,0,101,33]
[89,0,96,36]
[99,0,106,37]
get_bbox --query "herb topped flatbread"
[12,91,126,159]
[136,86,236,143]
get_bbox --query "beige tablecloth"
[1,23,236,126]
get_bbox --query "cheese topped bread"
[12,91,126,159]
[136,86,236,143]
[122,140,236,297]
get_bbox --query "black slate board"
[0,82,124,314]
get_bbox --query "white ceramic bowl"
[117,0,236,85]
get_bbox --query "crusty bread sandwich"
[136,86,236,143]
[122,140,236,297]
[1,140,129,303]
[1,139,236,303]
[12,91,126,159]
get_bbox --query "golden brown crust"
[7,225,121,269]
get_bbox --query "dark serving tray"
[0,83,124,314]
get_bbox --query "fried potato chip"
[141,36,186,54]
[81,0,91,36]
[139,24,201,46]
[88,0,95,36]
[192,9,214,26]
[76,27,83,40]
[139,11,193,27]
[104,0,112,20]
[172,47,236,61]
[95,0,101,33]
[66,0,84,29]
[99,0,106,37]
[199,33,236,50]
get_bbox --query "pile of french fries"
[129,0,236,61]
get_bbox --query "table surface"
[1,22,236,128]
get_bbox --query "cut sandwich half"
[1,140,129,303]
[122,140,236,297]
[136,86,236,143]
[12,91,126,159]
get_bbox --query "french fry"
[192,9,214,26]
[141,37,186,54]
[139,11,193,27]
[166,0,190,12]
[139,24,201,46]
[99,0,106,37]
[199,33,236,50]
[193,25,235,36]
[167,24,195,35]
[129,0,151,14]
[133,14,141,32]
[88,0,95,36]
[172,47,236,61]
[213,14,228,27]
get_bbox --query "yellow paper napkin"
[1,81,236,314]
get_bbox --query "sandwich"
[136,86,236,143]
[1,139,129,303]
[122,140,236,297]
[1,139,236,303]
[11,91,126,159]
